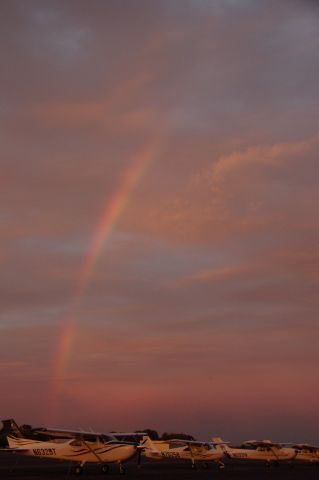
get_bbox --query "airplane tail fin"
[212,437,230,453]
[2,419,24,438]
[140,435,160,453]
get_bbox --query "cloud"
[211,139,313,188]
[1,0,319,440]
[118,133,319,249]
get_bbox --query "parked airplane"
[140,435,225,469]
[2,419,138,474]
[292,444,319,464]
[213,437,296,464]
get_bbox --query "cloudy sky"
[1,0,319,442]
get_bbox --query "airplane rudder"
[10,419,24,438]
[140,435,160,453]
[212,437,228,451]
[2,419,24,438]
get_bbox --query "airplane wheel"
[119,465,126,475]
[74,465,83,475]
[101,464,109,474]
[218,462,225,470]
[191,463,197,470]
[202,463,209,469]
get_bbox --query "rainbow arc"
[50,139,162,420]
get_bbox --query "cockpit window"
[70,440,83,447]
[101,435,114,443]
[168,442,180,449]
[241,444,255,450]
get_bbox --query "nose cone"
[208,449,224,461]
[120,445,136,461]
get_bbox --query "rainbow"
[49,139,161,420]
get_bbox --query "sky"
[1,0,319,443]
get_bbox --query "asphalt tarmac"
[1,454,318,479]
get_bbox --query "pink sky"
[1,0,319,443]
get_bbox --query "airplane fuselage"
[226,446,296,462]
[144,444,223,462]
[295,449,319,463]
[7,436,136,464]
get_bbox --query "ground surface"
[0,454,318,479]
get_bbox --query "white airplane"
[2,419,138,474]
[213,437,296,464]
[291,444,319,464]
[140,435,225,469]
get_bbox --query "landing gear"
[74,465,83,475]
[191,461,197,470]
[202,462,209,469]
[218,461,225,469]
[119,463,126,475]
[101,464,109,474]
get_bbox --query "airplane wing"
[243,440,280,448]
[0,447,29,452]
[166,439,212,453]
[34,427,103,437]
[166,439,209,447]
[167,439,230,450]
[292,444,319,452]
[111,432,147,441]
[34,427,145,441]
[33,427,115,441]
[33,427,142,448]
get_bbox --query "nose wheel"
[119,463,126,475]
[74,465,83,475]
[101,464,109,474]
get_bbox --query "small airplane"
[213,437,296,464]
[1,419,140,475]
[140,435,225,469]
[291,444,319,464]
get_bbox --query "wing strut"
[269,445,281,462]
[81,439,103,464]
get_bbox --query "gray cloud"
[1,0,319,440]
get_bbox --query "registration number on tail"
[33,448,56,456]
[161,452,181,459]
